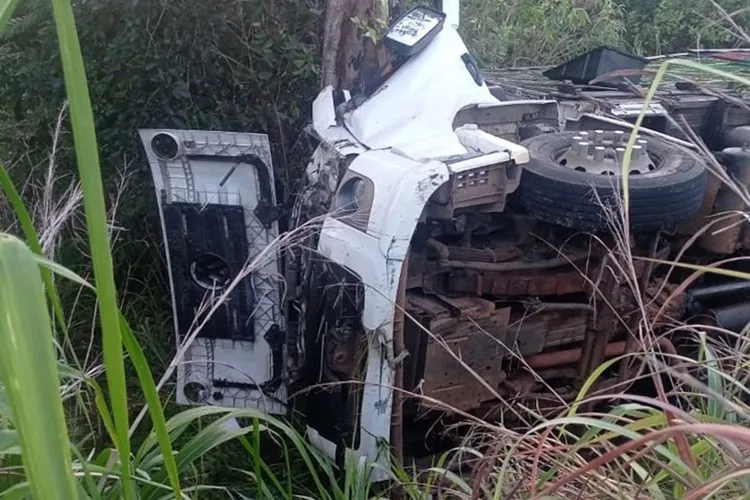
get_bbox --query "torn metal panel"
[139,128,285,413]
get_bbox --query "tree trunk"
[320,0,389,89]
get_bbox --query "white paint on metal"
[441,0,460,29]
[453,124,530,165]
[344,26,499,159]
[139,128,285,414]
[310,150,451,481]
[311,86,365,157]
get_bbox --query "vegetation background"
[0,0,749,498]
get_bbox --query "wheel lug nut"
[616,147,626,164]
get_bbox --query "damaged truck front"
[140,4,750,480]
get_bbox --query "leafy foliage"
[457,0,749,68]
[460,0,626,68]
[618,0,750,54]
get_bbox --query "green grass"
[47,0,136,493]
[0,234,78,499]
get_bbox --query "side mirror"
[384,5,446,58]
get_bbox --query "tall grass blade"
[0,483,31,500]
[57,363,118,448]
[645,258,750,282]
[0,234,78,500]
[699,333,725,421]
[47,0,132,495]
[238,434,290,500]
[135,406,232,468]
[619,62,669,212]
[0,0,19,35]
[120,315,182,498]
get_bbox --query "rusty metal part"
[326,333,359,375]
[527,341,627,371]
[443,245,523,263]
[408,293,589,412]
[534,367,579,380]
[620,233,661,383]
[426,236,523,264]
[418,305,511,412]
[525,337,681,372]
[653,337,679,360]
[537,310,588,349]
[578,259,621,381]
[434,295,495,319]
[436,252,590,272]
[409,263,590,297]
[638,233,662,295]
[584,291,619,380]
[477,385,581,423]
[527,301,594,312]
[700,147,750,254]
[408,293,588,353]
[444,268,589,297]
[643,279,687,327]
[425,238,450,261]
[391,255,409,465]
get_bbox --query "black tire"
[517,131,707,231]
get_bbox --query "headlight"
[333,174,374,231]
[335,177,366,213]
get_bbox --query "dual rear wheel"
[517,131,708,231]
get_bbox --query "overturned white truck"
[139,3,750,478]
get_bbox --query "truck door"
[139,129,285,413]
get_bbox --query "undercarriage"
[290,125,750,466]
[296,187,750,465]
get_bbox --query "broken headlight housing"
[333,172,375,230]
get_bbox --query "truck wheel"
[517,131,707,231]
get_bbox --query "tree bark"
[320,0,389,89]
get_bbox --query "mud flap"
[139,129,285,413]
